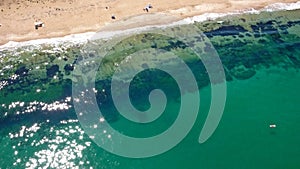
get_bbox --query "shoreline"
[0,1,300,50]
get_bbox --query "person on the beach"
[143,4,153,12]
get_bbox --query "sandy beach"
[0,0,298,45]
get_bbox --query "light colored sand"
[0,0,298,45]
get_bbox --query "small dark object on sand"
[111,15,116,19]
[34,21,44,30]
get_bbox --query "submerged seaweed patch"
[205,25,247,37]
[0,9,300,121]
[46,65,59,77]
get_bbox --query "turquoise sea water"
[0,9,300,168]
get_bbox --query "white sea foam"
[0,32,95,51]
[263,1,300,11]
[0,1,299,51]
[186,1,300,23]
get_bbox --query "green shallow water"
[0,9,300,169]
